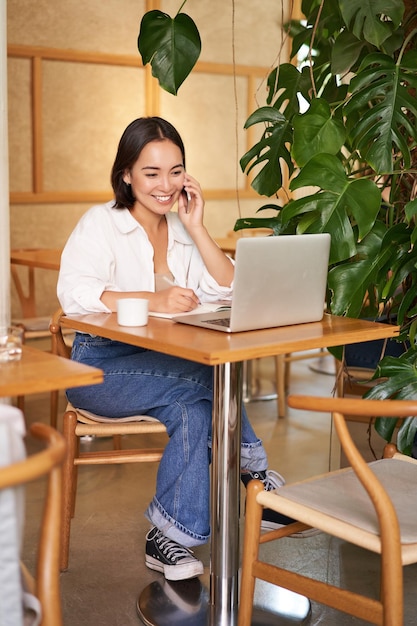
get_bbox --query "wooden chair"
[0,415,66,626]
[11,256,72,414]
[49,308,168,571]
[239,395,417,626]
[275,348,333,417]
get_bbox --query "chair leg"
[275,354,287,418]
[60,410,78,571]
[50,389,59,429]
[238,480,264,626]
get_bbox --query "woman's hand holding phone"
[179,174,205,228]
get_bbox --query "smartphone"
[182,188,191,213]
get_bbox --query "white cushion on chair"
[12,317,51,333]
[260,459,417,544]
[71,404,160,424]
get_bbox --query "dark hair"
[111,117,186,209]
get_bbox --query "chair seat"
[66,403,167,437]
[12,315,51,332]
[258,457,417,562]
[72,404,162,424]
[13,316,73,338]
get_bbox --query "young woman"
[58,117,296,582]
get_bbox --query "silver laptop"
[174,233,331,333]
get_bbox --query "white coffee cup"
[116,298,149,327]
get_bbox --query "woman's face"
[123,139,185,215]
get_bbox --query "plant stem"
[308,0,325,98]
[176,0,187,16]
[397,27,417,64]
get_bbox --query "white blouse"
[58,201,233,315]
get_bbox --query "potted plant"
[138,0,417,454]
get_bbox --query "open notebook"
[149,301,231,320]
[172,233,331,333]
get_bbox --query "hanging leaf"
[344,52,417,173]
[240,107,294,197]
[266,64,312,117]
[292,99,346,167]
[339,0,404,48]
[138,10,201,95]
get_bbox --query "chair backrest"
[49,308,71,359]
[288,394,417,466]
[0,410,66,626]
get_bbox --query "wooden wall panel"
[7,57,32,192]
[7,0,291,317]
[42,61,146,193]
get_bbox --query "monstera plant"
[138,0,417,454]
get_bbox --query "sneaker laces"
[261,469,286,491]
[155,531,195,562]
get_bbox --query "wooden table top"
[10,248,62,270]
[61,313,400,366]
[0,345,103,397]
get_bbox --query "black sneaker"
[145,527,204,581]
[241,469,318,537]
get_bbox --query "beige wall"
[7,0,290,316]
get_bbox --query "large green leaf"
[396,416,417,455]
[292,99,346,167]
[283,153,381,263]
[328,222,417,318]
[339,0,404,48]
[365,350,417,453]
[138,10,201,95]
[328,222,388,316]
[344,51,417,173]
[240,107,294,197]
[267,64,312,117]
[234,215,284,236]
[331,30,368,75]
[281,191,357,263]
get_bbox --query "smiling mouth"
[154,195,172,203]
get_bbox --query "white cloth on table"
[0,404,41,626]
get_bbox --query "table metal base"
[136,576,311,626]
[137,578,209,626]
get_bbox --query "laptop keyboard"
[205,317,231,327]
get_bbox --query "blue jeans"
[67,333,268,547]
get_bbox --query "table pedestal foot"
[137,578,209,626]
[137,578,310,626]
[252,580,311,624]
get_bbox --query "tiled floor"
[20,352,417,625]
